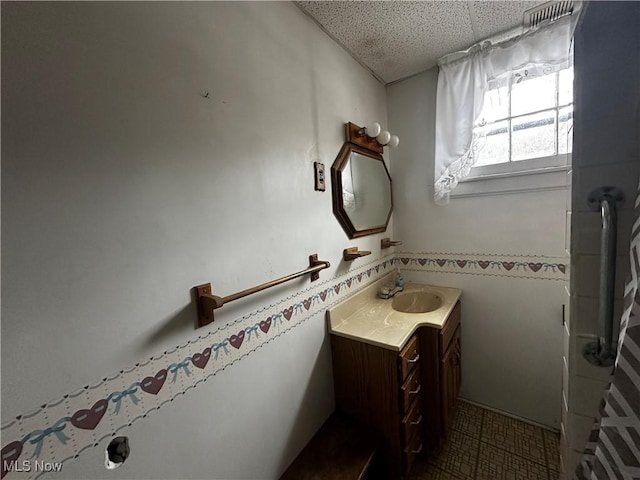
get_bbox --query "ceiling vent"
[524,0,574,28]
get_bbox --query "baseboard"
[458,397,560,433]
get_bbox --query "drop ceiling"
[296,1,546,85]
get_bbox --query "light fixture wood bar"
[346,122,383,153]
[194,254,330,328]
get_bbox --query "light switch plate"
[314,162,326,191]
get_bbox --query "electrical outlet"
[314,162,326,191]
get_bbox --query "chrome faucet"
[378,284,404,299]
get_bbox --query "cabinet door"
[440,325,461,435]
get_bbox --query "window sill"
[451,164,570,199]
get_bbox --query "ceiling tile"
[297,1,548,84]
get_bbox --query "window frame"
[463,66,573,182]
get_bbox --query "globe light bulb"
[377,130,391,145]
[365,122,381,138]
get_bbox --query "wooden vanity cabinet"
[420,300,461,448]
[330,300,461,479]
[330,333,422,479]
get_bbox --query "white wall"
[387,68,568,429]
[1,2,391,478]
[562,2,640,475]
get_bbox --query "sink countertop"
[327,272,462,351]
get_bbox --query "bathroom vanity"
[327,275,462,479]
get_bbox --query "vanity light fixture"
[346,121,399,156]
[356,122,399,149]
[377,131,400,148]
[356,122,381,138]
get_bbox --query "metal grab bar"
[193,254,330,328]
[583,187,624,367]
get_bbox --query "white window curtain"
[434,12,581,205]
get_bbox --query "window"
[434,13,578,203]
[471,66,573,175]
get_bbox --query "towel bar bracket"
[343,247,371,261]
[308,254,324,281]
[380,238,402,249]
[194,284,224,327]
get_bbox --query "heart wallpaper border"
[1,250,568,479]
[1,256,397,480]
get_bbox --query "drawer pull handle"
[409,385,421,395]
[410,414,423,426]
[405,443,423,454]
[407,352,420,363]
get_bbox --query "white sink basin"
[392,291,442,313]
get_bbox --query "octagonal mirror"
[331,142,392,238]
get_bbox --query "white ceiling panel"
[297,1,548,84]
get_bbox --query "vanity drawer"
[403,426,423,474]
[440,301,461,352]
[401,396,423,446]
[400,365,421,413]
[399,334,420,379]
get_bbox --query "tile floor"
[409,400,561,480]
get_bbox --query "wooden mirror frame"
[331,123,393,239]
